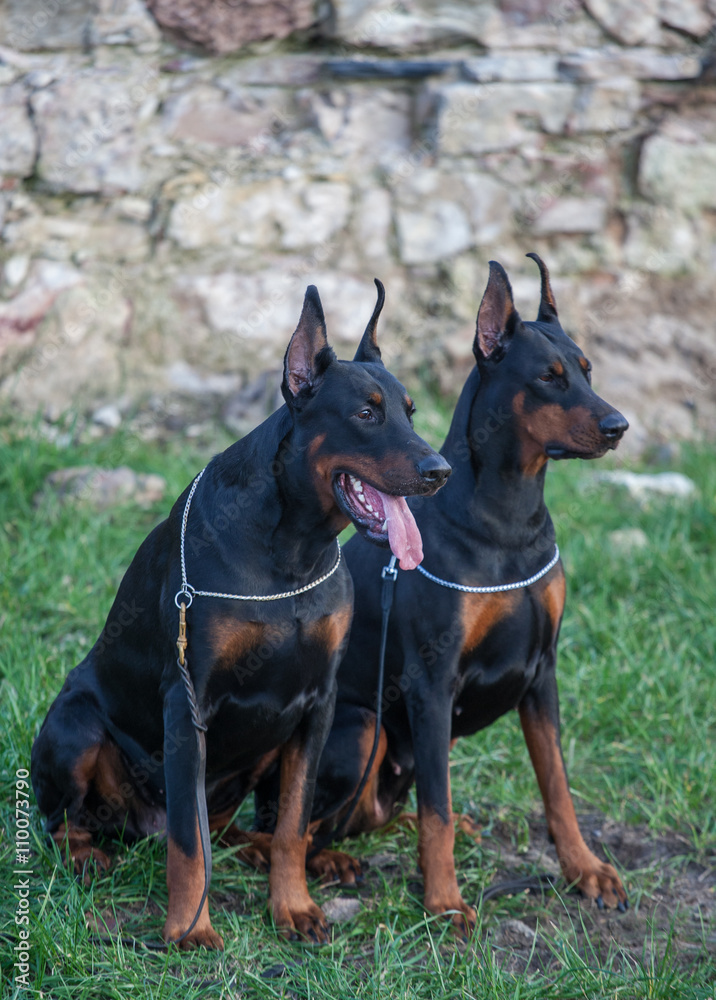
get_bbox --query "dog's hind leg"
[31,684,114,882]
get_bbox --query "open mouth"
[333,473,423,571]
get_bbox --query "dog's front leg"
[404,657,477,936]
[519,670,628,910]
[268,696,334,943]
[162,683,224,950]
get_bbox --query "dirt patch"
[472,812,715,976]
[348,811,716,978]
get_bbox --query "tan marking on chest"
[210,618,290,669]
[460,591,519,655]
[305,602,353,658]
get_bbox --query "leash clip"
[176,601,188,666]
[381,556,398,582]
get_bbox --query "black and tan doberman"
[31,282,450,949]
[254,255,629,932]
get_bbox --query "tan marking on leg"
[269,743,328,941]
[52,821,111,883]
[519,705,627,908]
[163,822,224,950]
[345,721,389,833]
[418,797,476,935]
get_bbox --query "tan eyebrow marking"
[368,392,383,406]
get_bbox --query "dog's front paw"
[425,891,477,939]
[163,917,225,951]
[270,896,330,944]
[561,850,628,912]
[307,848,362,885]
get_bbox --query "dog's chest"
[204,604,352,701]
[450,580,563,734]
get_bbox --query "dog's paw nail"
[596,895,604,910]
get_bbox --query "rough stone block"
[531,196,607,235]
[429,81,576,155]
[305,87,412,160]
[568,78,640,132]
[31,63,160,194]
[146,0,318,54]
[639,134,716,214]
[0,0,93,50]
[328,0,499,49]
[584,0,661,45]
[659,0,712,37]
[353,187,393,262]
[179,268,386,363]
[0,84,37,177]
[168,178,351,253]
[163,84,293,149]
[461,174,512,244]
[463,52,559,82]
[396,200,472,265]
[624,205,700,272]
[90,0,161,46]
[558,46,702,82]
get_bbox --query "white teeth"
[365,502,373,512]
[381,520,387,531]
[357,491,365,500]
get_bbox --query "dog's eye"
[538,373,554,383]
[357,408,374,420]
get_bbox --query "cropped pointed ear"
[353,278,385,365]
[526,252,559,324]
[282,286,335,403]
[474,261,518,362]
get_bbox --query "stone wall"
[1,0,716,452]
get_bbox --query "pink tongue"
[380,492,423,571]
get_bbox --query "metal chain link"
[415,544,560,593]
[175,466,341,607]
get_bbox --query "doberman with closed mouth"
[253,254,630,933]
[31,281,451,949]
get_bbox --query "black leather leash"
[170,600,212,947]
[308,556,398,859]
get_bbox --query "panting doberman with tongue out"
[31,280,450,949]
[251,254,629,934]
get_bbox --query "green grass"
[1,405,714,999]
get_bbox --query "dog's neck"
[433,368,554,552]
[212,406,344,583]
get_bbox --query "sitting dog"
[31,281,450,948]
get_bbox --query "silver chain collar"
[411,544,560,594]
[174,466,342,608]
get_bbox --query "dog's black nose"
[599,411,629,441]
[417,453,452,483]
